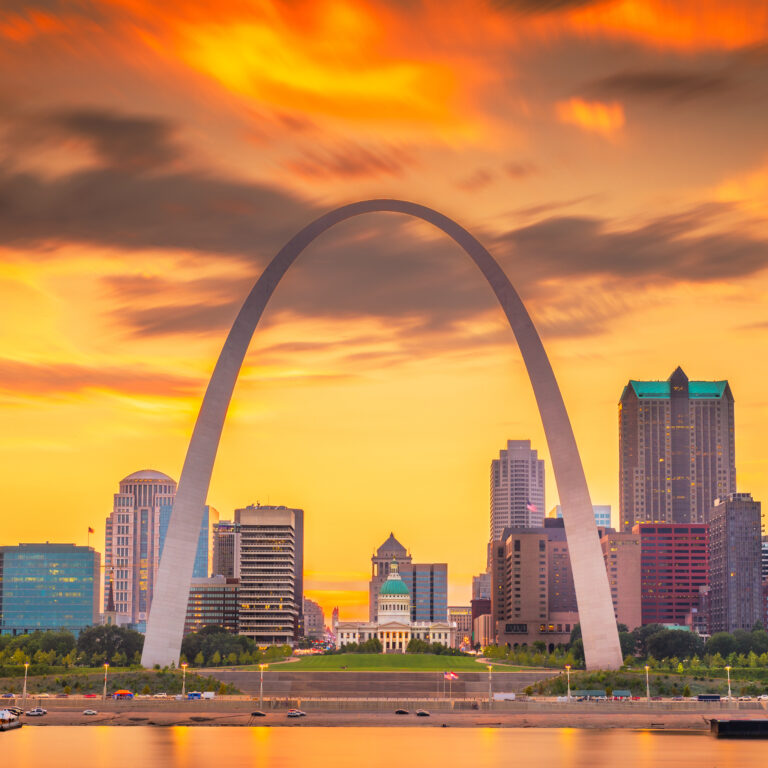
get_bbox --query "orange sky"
[1,0,768,620]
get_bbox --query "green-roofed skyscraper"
[619,366,735,530]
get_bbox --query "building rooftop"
[622,367,729,401]
[376,532,408,557]
[120,469,176,483]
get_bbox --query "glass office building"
[400,563,448,622]
[0,543,100,635]
[159,504,217,579]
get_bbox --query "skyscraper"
[212,520,239,578]
[709,493,762,633]
[235,504,304,645]
[619,367,735,530]
[104,469,177,630]
[400,563,448,623]
[634,523,708,626]
[490,439,545,540]
[472,571,491,600]
[0,544,100,635]
[369,533,412,621]
[599,529,641,630]
[303,597,325,639]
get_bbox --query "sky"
[1,0,768,621]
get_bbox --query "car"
[37,693,50,698]
[83,693,99,698]
[55,693,69,698]
[1,693,14,698]
[250,711,267,717]
[416,709,430,717]
[153,693,168,699]
[286,709,306,718]
[83,709,98,716]
[671,696,684,701]
[395,709,409,715]
[25,708,47,716]
[758,694,768,701]
[738,696,752,701]
[650,696,662,701]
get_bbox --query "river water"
[2,727,763,767]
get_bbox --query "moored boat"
[710,719,768,738]
[0,709,22,731]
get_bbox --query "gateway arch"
[141,199,623,671]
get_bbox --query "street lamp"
[181,663,188,697]
[103,663,109,701]
[23,662,29,700]
[259,663,268,710]
[725,665,732,701]
[565,664,571,701]
[645,665,650,702]
[487,664,493,709]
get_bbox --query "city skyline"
[2,0,768,623]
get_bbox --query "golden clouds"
[556,97,625,137]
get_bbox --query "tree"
[619,632,636,659]
[630,624,666,658]
[211,651,221,666]
[646,630,703,662]
[194,652,205,666]
[706,633,736,658]
[77,625,144,663]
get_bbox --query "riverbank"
[15,707,768,730]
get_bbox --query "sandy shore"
[18,709,765,730]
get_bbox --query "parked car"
[25,707,47,716]
[37,693,50,698]
[250,711,267,717]
[1,693,14,698]
[286,709,306,718]
[758,694,768,701]
[83,693,99,699]
[416,709,430,717]
[153,693,168,699]
[83,710,98,716]
[738,696,752,701]
[55,693,69,698]
[395,709,409,715]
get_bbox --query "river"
[2,726,762,767]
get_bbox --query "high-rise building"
[619,367,735,530]
[634,523,708,626]
[490,527,576,649]
[369,533,412,621]
[184,576,239,635]
[400,563,448,623]
[303,598,325,639]
[599,529,641,630]
[160,504,217,579]
[544,519,577,614]
[709,493,762,633]
[0,544,100,635]
[470,597,491,644]
[235,504,304,645]
[551,505,612,528]
[490,440,545,540]
[212,521,240,578]
[472,572,491,600]
[104,469,177,630]
[447,606,472,648]
[761,536,768,582]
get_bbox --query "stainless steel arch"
[141,199,622,670]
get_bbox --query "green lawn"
[266,654,522,671]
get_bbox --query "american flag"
[525,500,538,513]
[444,671,459,680]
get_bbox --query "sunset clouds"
[1,0,768,618]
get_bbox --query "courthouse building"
[336,559,455,652]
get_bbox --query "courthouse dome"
[379,557,410,596]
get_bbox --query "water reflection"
[3,727,764,768]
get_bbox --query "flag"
[88,527,95,534]
[444,671,459,680]
[525,500,538,513]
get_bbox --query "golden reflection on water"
[3,727,766,768]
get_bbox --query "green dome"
[380,578,410,596]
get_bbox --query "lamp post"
[259,663,268,710]
[181,662,188,697]
[725,665,732,701]
[645,665,650,702]
[23,662,29,700]
[487,664,493,709]
[565,664,571,701]
[103,663,109,701]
